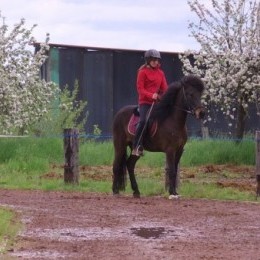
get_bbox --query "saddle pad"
[127,114,157,137]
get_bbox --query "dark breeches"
[133,104,151,148]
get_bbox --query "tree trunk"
[235,103,246,143]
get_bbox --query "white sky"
[0,0,212,52]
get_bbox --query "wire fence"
[0,132,257,142]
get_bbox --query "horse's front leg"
[174,147,184,187]
[126,155,141,198]
[165,151,179,199]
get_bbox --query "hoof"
[133,193,141,198]
[113,193,120,197]
[169,194,180,200]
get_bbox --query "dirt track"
[0,189,260,260]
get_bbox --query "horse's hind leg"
[112,145,127,195]
[126,155,141,198]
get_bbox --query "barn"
[37,43,259,138]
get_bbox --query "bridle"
[175,86,197,115]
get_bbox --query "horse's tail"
[118,151,128,190]
[112,150,128,192]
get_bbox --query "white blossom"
[0,13,59,134]
[180,0,260,137]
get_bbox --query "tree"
[0,12,59,134]
[180,0,260,140]
[29,80,88,136]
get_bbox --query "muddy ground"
[0,165,260,259]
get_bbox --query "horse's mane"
[151,75,204,123]
[150,81,181,122]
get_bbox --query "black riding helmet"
[144,49,161,64]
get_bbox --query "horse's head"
[151,75,206,123]
[181,75,206,119]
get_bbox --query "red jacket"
[136,65,168,105]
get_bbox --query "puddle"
[131,227,167,239]
[21,223,199,242]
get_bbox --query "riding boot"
[132,121,145,156]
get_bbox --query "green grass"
[0,137,256,200]
[0,208,21,253]
[0,137,255,169]
[180,182,254,201]
[181,138,255,166]
[79,140,114,165]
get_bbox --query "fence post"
[256,131,260,198]
[64,128,79,184]
[201,126,209,139]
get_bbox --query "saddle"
[127,107,157,137]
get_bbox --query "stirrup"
[131,145,144,157]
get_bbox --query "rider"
[132,49,168,156]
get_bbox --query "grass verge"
[0,137,257,202]
[0,208,21,254]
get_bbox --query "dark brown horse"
[112,75,205,199]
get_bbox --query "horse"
[112,75,205,199]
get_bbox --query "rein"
[174,106,194,115]
[173,86,195,115]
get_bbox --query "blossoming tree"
[180,0,260,140]
[0,13,58,134]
